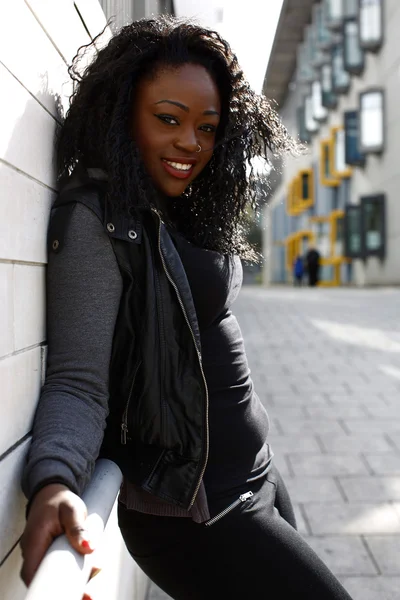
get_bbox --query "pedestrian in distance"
[306,245,321,287]
[293,254,304,286]
[20,16,354,600]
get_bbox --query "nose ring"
[196,144,202,153]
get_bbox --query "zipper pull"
[121,423,128,445]
[239,491,253,502]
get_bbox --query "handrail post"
[24,459,123,600]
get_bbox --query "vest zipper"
[121,360,142,445]
[204,491,253,527]
[152,208,209,509]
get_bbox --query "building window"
[359,89,384,153]
[331,45,351,93]
[297,106,311,144]
[345,0,359,17]
[321,64,337,109]
[297,42,315,83]
[344,111,365,166]
[344,194,386,258]
[315,2,334,49]
[312,81,328,122]
[343,18,364,74]
[362,194,386,258]
[320,140,340,186]
[330,127,352,178]
[325,0,345,31]
[359,0,383,51]
[305,96,319,133]
[344,205,362,257]
[299,169,315,210]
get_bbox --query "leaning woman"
[20,16,353,600]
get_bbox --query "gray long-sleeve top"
[22,203,122,499]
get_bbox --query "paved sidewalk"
[147,286,400,600]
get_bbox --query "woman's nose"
[174,128,199,154]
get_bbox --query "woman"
[20,16,353,600]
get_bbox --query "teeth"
[165,160,192,171]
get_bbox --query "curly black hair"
[57,15,297,259]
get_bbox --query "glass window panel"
[329,0,343,20]
[334,129,347,173]
[332,45,350,91]
[305,96,319,132]
[312,81,328,121]
[324,144,331,177]
[344,0,358,17]
[346,207,362,255]
[360,91,384,150]
[316,2,333,48]
[297,106,311,144]
[344,110,365,165]
[344,20,364,71]
[364,198,383,251]
[301,174,309,200]
[360,0,382,47]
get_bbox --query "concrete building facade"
[262,0,400,287]
[0,1,174,598]
[99,0,175,31]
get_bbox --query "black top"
[170,231,272,499]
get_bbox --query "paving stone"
[285,476,343,503]
[344,420,400,435]
[364,536,400,575]
[327,393,388,404]
[364,454,400,475]
[288,454,370,477]
[292,503,310,536]
[267,405,307,419]
[270,451,291,477]
[268,433,322,454]
[303,502,400,534]
[320,433,393,453]
[271,393,331,406]
[385,432,400,451]
[338,477,400,502]
[302,536,377,575]
[304,405,370,420]
[339,576,400,600]
[276,418,345,436]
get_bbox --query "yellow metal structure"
[320,139,340,187]
[286,169,314,216]
[309,210,351,286]
[285,230,315,273]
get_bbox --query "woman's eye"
[155,114,179,125]
[200,125,217,134]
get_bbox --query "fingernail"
[81,539,94,550]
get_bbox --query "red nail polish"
[81,540,91,549]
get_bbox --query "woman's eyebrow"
[154,99,220,116]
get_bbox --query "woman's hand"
[20,484,97,594]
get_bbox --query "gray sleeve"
[22,202,123,500]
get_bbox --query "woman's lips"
[161,159,194,179]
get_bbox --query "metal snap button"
[52,239,60,250]
[106,222,115,233]
[128,229,138,240]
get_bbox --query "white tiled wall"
[0,1,148,598]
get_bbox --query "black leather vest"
[48,173,208,510]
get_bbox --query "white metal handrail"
[24,458,123,600]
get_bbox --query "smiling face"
[131,63,221,197]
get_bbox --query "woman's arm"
[22,201,123,501]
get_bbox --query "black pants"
[118,465,353,599]
[308,266,320,286]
